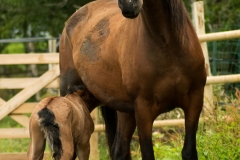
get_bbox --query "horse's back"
[32,97,73,126]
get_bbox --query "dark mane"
[164,0,192,44]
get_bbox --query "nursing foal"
[27,90,94,160]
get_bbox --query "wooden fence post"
[192,1,214,114]
[90,108,99,160]
[48,39,57,70]
[48,39,59,95]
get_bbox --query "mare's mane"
[163,0,192,44]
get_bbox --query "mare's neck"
[140,0,171,42]
[139,0,187,46]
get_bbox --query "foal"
[27,91,94,160]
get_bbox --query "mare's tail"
[100,106,117,157]
[38,107,63,160]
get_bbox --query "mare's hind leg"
[59,28,85,96]
[60,65,86,96]
[112,112,136,160]
[60,63,85,96]
[181,88,204,160]
[27,114,46,160]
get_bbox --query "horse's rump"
[38,107,63,159]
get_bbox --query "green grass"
[0,116,29,153]
[0,139,30,153]
[0,116,50,153]
[0,116,22,128]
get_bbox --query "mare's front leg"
[112,112,136,160]
[181,88,204,160]
[135,98,155,160]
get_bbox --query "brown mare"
[59,0,206,159]
[27,91,94,160]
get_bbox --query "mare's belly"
[75,53,134,112]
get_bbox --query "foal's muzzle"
[118,0,143,19]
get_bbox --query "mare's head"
[118,0,143,18]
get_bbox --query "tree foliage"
[203,0,240,32]
[0,0,92,39]
[182,0,240,32]
[0,0,239,39]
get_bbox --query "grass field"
[0,116,30,152]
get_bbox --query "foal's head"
[118,0,143,18]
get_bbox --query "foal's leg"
[181,89,204,160]
[112,112,136,160]
[27,115,46,160]
[59,123,75,160]
[76,141,91,160]
[134,98,155,160]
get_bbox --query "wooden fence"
[1,1,240,159]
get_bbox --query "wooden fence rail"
[0,119,187,139]
[199,29,240,42]
[0,53,58,65]
[2,74,240,90]
[0,78,59,89]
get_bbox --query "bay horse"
[59,0,206,159]
[27,90,94,160]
